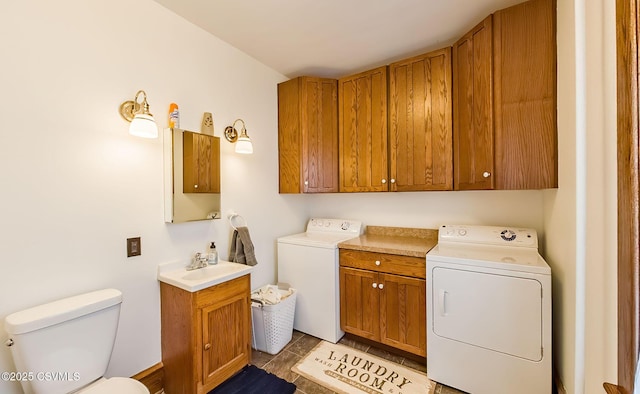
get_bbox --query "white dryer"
[277,218,363,343]
[426,225,552,394]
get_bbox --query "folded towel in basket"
[229,226,257,266]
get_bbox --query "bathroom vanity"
[158,263,253,394]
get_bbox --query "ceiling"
[152,0,525,79]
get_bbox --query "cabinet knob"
[375,260,381,266]
[372,283,378,288]
[204,343,211,350]
[378,283,384,290]
[304,180,308,186]
[390,179,396,184]
[482,172,491,178]
[381,179,387,184]
[194,184,199,188]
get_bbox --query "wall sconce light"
[119,90,159,138]
[224,119,253,154]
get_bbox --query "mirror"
[163,128,221,223]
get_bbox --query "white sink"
[158,260,253,292]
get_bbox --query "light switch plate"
[127,237,141,257]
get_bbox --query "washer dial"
[500,229,517,241]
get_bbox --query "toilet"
[4,289,149,394]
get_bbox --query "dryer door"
[431,267,543,361]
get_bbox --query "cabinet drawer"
[339,250,426,279]
[195,275,250,307]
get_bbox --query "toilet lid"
[79,377,149,394]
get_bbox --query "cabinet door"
[199,277,250,392]
[379,274,426,357]
[338,66,388,192]
[493,0,557,189]
[339,267,380,340]
[302,77,339,193]
[389,48,453,191]
[183,131,221,193]
[278,78,303,193]
[278,77,339,193]
[453,15,494,190]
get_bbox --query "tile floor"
[251,331,465,394]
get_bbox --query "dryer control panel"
[438,225,538,248]
[306,218,363,235]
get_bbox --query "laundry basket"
[251,286,297,355]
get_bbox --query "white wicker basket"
[251,287,297,355]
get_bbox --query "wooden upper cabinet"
[278,77,339,193]
[453,15,495,191]
[453,0,556,190]
[338,66,388,192]
[389,48,453,191]
[493,0,557,189]
[183,131,220,193]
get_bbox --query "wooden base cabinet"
[339,250,426,357]
[160,275,251,394]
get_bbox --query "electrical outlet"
[127,237,141,257]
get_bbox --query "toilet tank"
[4,289,123,394]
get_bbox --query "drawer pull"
[204,343,211,350]
[372,283,378,288]
[375,260,381,266]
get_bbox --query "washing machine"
[277,218,363,343]
[426,225,552,394]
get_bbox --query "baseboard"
[131,362,164,394]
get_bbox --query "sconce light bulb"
[129,113,159,138]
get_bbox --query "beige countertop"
[338,225,438,258]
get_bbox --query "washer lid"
[278,232,359,248]
[427,244,550,275]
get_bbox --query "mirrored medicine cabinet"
[163,128,221,223]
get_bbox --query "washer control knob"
[500,229,517,241]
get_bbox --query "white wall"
[0,1,304,393]
[543,0,617,392]
[1,1,595,394]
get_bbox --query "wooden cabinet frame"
[160,275,251,394]
[339,250,426,357]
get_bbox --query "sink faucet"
[186,252,208,271]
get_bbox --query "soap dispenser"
[207,242,218,265]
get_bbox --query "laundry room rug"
[292,341,435,394]
[208,364,296,394]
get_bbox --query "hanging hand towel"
[229,226,258,266]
